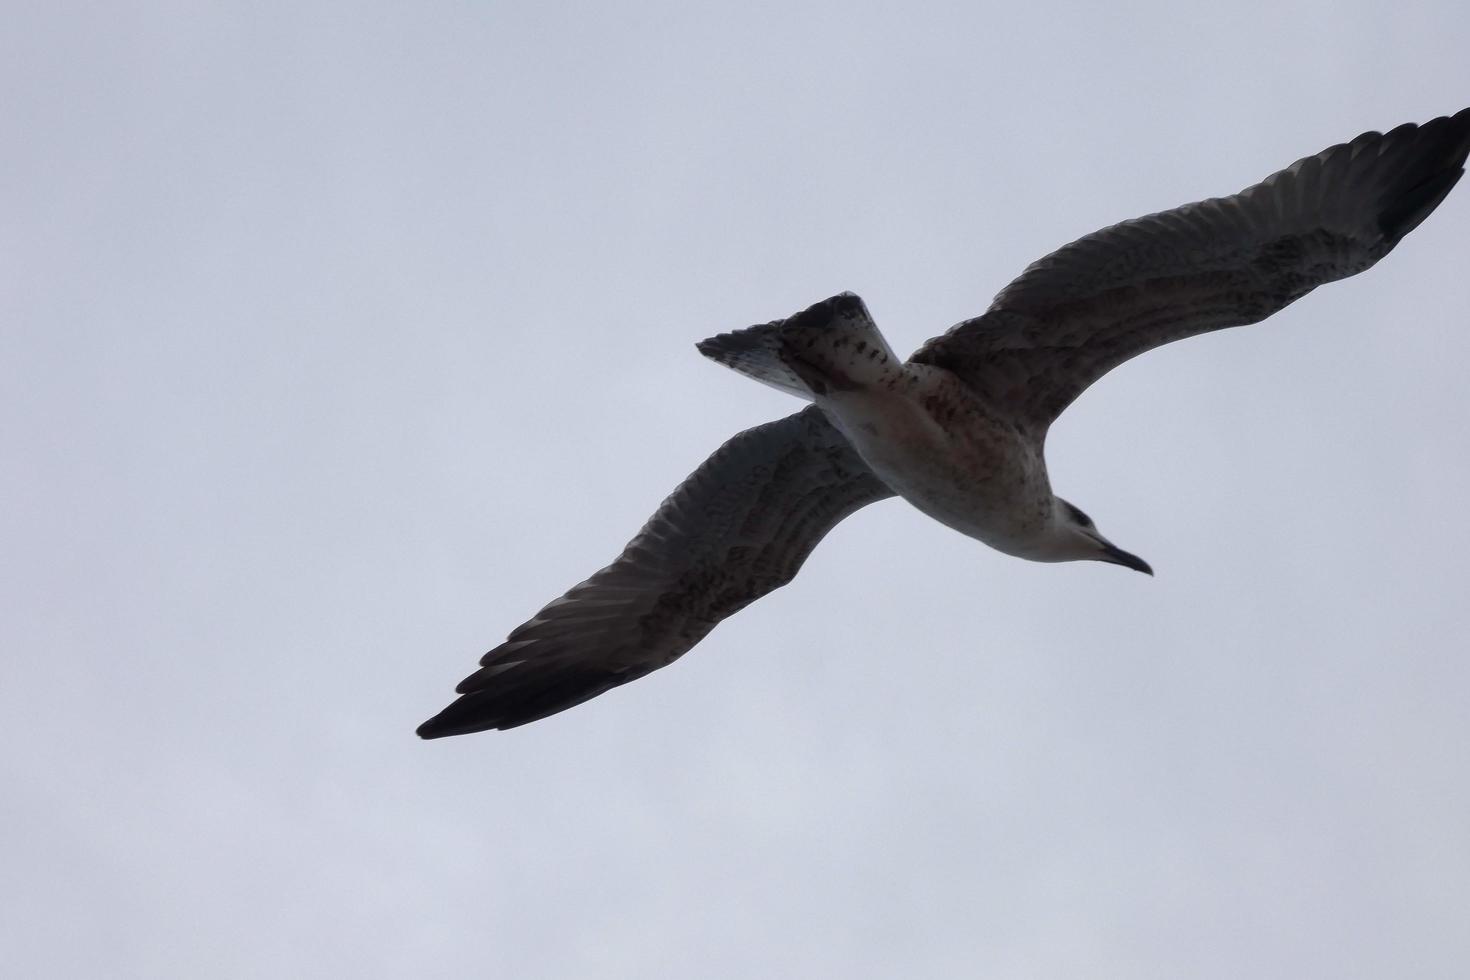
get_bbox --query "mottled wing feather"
[417,406,894,736]
[911,109,1470,431]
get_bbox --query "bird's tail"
[697,292,900,400]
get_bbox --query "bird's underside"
[418,108,1470,738]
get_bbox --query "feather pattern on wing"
[417,406,893,736]
[910,109,1470,431]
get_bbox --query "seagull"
[418,109,1470,738]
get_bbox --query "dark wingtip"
[415,703,500,739]
[416,664,635,739]
[415,694,495,739]
[415,717,453,740]
[1376,107,1470,245]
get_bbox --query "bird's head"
[1044,498,1153,575]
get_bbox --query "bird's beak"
[1098,542,1153,576]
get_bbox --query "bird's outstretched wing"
[911,109,1470,432]
[417,406,893,736]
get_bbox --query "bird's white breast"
[816,363,1055,557]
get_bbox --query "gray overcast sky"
[4,3,1469,978]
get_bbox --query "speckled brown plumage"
[912,110,1470,432]
[419,109,1469,737]
[417,408,892,735]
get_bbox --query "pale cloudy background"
[4,3,1469,977]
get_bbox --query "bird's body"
[802,353,1055,558]
[419,109,1470,738]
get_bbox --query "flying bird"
[418,109,1470,738]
